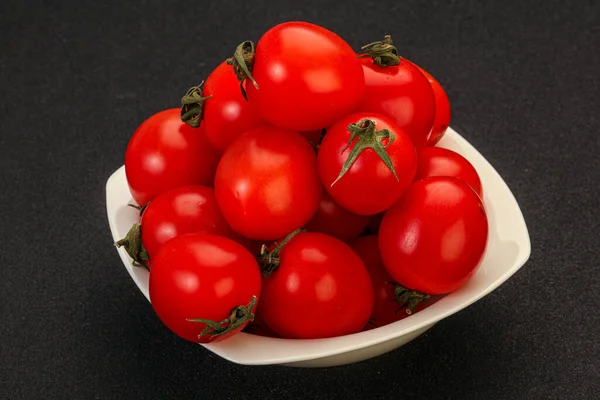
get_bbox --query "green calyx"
[114,223,150,270]
[187,295,258,340]
[227,40,259,100]
[180,81,212,128]
[387,282,431,315]
[331,119,399,186]
[256,229,304,276]
[358,35,401,67]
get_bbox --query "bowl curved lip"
[106,127,531,366]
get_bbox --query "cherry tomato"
[125,109,220,206]
[415,65,451,146]
[318,113,417,215]
[139,185,245,258]
[201,61,264,153]
[149,233,261,343]
[304,190,369,242]
[242,21,365,131]
[215,126,321,240]
[259,232,374,339]
[415,146,483,198]
[357,57,435,150]
[379,177,488,295]
[350,235,403,328]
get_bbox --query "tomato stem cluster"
[387,282,431,314]
[187,295,257,339]
[257,229,304,276]
[227,40,259,100]
[358,35,401,67]
[332,119,399,186]
[115,223,150,270]
[180,82,212,128]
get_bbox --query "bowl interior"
[106,127,531,365]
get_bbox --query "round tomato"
[125,109,220,206]
[415,65,451,146]
[232,21,365,131]
[415,146,483,198]
[304,190,369,242]
[215,126,321,240]
[149,233,261,343]
[356,37,435,150]
[379,177,488,295]
[318,113,417,215]
[140,185,246,258]
[200,61,264,153]
[351,236,433,330]
[258,231,374,339]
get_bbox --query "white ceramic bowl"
[106,127,531,368]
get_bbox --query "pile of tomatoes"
[116,21,488,343]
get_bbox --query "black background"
[1,0,599,398]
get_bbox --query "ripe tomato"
[415,65,451,146]
[215,126,321,240]
[379,177,488,295]
[259,231,374,339]
[303,190,369,242]
[200,61,264,153]
[235,21,365,131]
[139,185,245,258]
[415,146,483,198]
[318,113,417,215]
[356,37,435,150]
[125,109,220,206]
[149,233,261,343]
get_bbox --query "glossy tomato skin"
[246,21,365,131]
[379,177,488,295]
[350,235,403,328]
[202,61,264,153]
[215,126,321,240]
[318,112,417,215]
[260,232,374,339]
[303,190,369,242]
[415,66,451,146]
[125,109,220,206]
[357,58,435,150]
[415,146,483,198]
[149,233,261,343]
[140,185,244,258]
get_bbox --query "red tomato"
[357,57,435,150]
[379,177,488,295]
[215,126,321,240]
[242,311,280,338]
[125,109,220,206]
[304,190,369,242]
[241,21,365,131]
[318,113,417,215]
[415,146,483,198]
[149,233,261,343]
[259,232,374,339]
[415,65,451,146]
[350,235,403,327]
[201,61,264,153]
[139,185,245,258]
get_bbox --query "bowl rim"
[106,127,531,365]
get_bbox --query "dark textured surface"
[1,0,599,398]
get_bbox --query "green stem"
[180,81,212,128]
[114,223,150,270]
[358,35,401,67]
[386,282,430,315]
[257,229,304,276]
[331,119,399,186]
[227,40,259,100]
[187,295,258,340]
